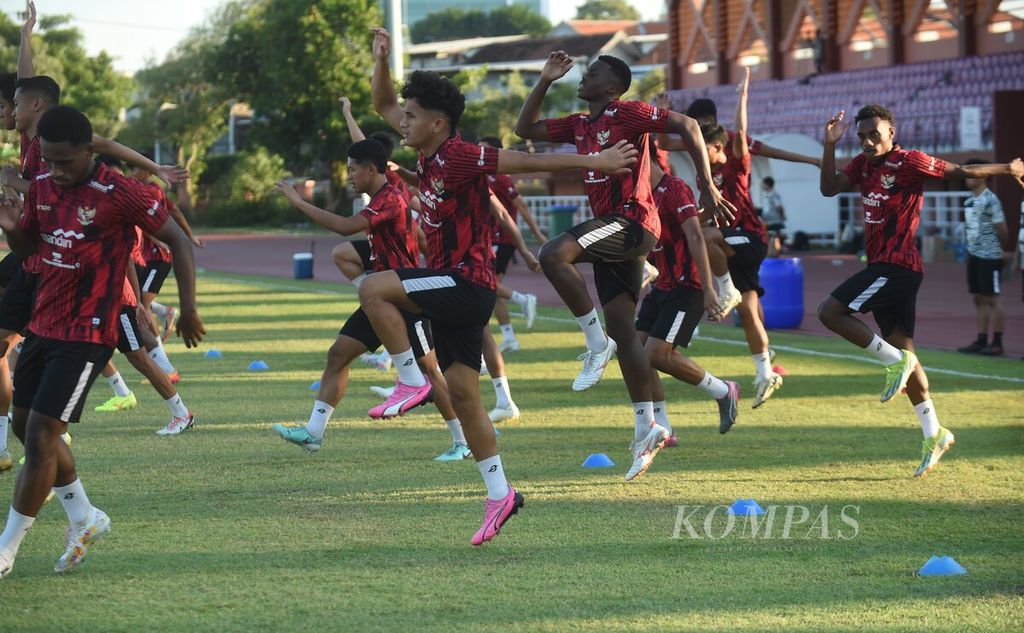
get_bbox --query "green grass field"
[0,271,1021,632]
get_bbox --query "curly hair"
[400,71,465,131]
[854,104,894,124]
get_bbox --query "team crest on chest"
[431,177,445,193]
[596,130,610,146]
[880,174,896,190]
[77,206,97,226]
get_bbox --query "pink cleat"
[368,378,433,419]
[664,433,678,448]
[471,486,524,546]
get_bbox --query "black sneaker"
[978,344,1003,356]
[957,340,986,354]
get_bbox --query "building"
[398,0,546,29]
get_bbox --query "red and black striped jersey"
[650,174,702,291]
[545,100,669,239]
[713,151,766,242]
[487,173,521,246]
[415,134,500,290]
[360,182,418,272]
[19,162,169,347]
[19,133,44,275]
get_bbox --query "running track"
[194,232,1024,358]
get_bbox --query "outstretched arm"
[820,111,852,196]
[18,1,36,79]
[338,97,366,143]
[757,143,822,167]
[92,136,189,187]
[514,51,574,141]
[944,158,1024,187]
[369,28,404,133]
[732,67,749,159]
[496,141,637,175]
[274,180,371,236]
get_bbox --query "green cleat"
[272,423,321,452]
[881,350,918,403]
[914,427,955,478]
[94,392,138,412]
[433,442,471,462]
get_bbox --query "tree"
[574,0,641,21]
[411,5,550,43]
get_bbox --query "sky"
[0,0,667,75]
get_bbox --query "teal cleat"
[433,442,471,462]
[272,423,321,452]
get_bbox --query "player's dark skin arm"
[819,112,852,197]
[275,180,371,236]
[490,196,540,271]
[151,217,204,347]
[945,160,1024,186]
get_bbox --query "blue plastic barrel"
[759,257,803,329]
[293,252,314,279]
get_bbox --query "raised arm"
[820,111,852,197]
[944,158,1024,188]
[18,1,36,79]
[489,196,539,272]
[369,28,404,133]
[663,112,734,224]
[92,136,189,187]
[496,140,637,175]
[757,143,822,167]
[274,180,370,236]
[514,51,574,141]
[338,97,366,142]
[149,217,204,348]
[512,196,547,243]
[732,67,749,159]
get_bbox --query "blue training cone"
[728,498,766,516]
[248,360,269,371]
[582,453,615,468]
[204,348,222,359]
[310,380,321,391]
[918,556,967,576]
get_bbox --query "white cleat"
[55,508,111,573]
[370,385,395,399]
[489,403,521,423]
[523,293,538,330]
[156,412,195,435]
[572,338,617,392]
[714,287,742,319]
[625,423,670,481]
[498,338,521,353]
[0,547,14,579]
[752,372,783,409]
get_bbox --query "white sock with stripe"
[0,416,7,453]
[445,419,465,444]
[866,334,902,365]
[54,479,92,526]
[510,291,528,309]
[576,309,607,352]
[499,323,516,343]
[653,401,672,434]
[697,372,730,399]
[165,394,189,419]
[149,340,176,374]
[0,506,34,557]
[715,273,737,296]
[492,376,513,409]
[914,399,940,438]
[477,454,510,500]
[391,349,427,387]
[633,402,655,441]
[150,301,168,320]
[106,372,131,398]
[305,400,334,439]
[752,352,772,381]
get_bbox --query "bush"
[199,197,303,228]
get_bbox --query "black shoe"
[978,344,1003,356]
[957,340,986,353]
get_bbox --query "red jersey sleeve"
[446,141,499,184]
[112,177,169,233]
[18,182,40,239]
[901,150,947,184]
[726,151,751,177]
[360,188,402,230]
[842,154,865,186]
[544,116,576,144]
[617,101,669,137]
[490,174,520,200]
[668,180,699,222]
[748,135,762,155]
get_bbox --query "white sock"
[150,301,168,320]
[305,400,334,440]
[715,273,737,296]
[149,340,176,374]
[633,401,655,441]
[653,401,672,434]
[165,394,189,419]
[866,334,903,365]
[0,507,35,557]
[445,418,465,444]
[352,273,367,288]
[499,323,516,342]
[510,290,528,309]
[914,399,940,438]
[576,309,607,352]
[0,415,7,453]
[477,454,510,500]
[752,352,772,381]
[106,372,131,398]
[697,372,730,399]
[391,349,426,387]
[54,479,92,526]
[492,376,513,409]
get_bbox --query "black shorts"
[351,239,372,272]
[394,268,496,372]
[635,285,705,348]
[137,261,172,295]
[0,268,38,334]
[831,263,924,338]
[339,307,433,359]
[0,253,22,289]
[966,254,1002,296]
[12,334,112,423]
[567,214,657,305]
[116,306,146,354]
[722,228,767,296]
[493,243,516,275]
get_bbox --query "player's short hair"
[700,123,728,147]
[37,105,92,146]
[964,158,987,166]
[854,104,894,125]
[686,98,717,121]
[15,75,60,106]
[763,176,775,187]
[368,131,396,157]
[0,72,16,103]
[96,154,124,171]
[597,55,632,93]
[347,139,388,173]
[479,136,502,149]
[401,70,465,130]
